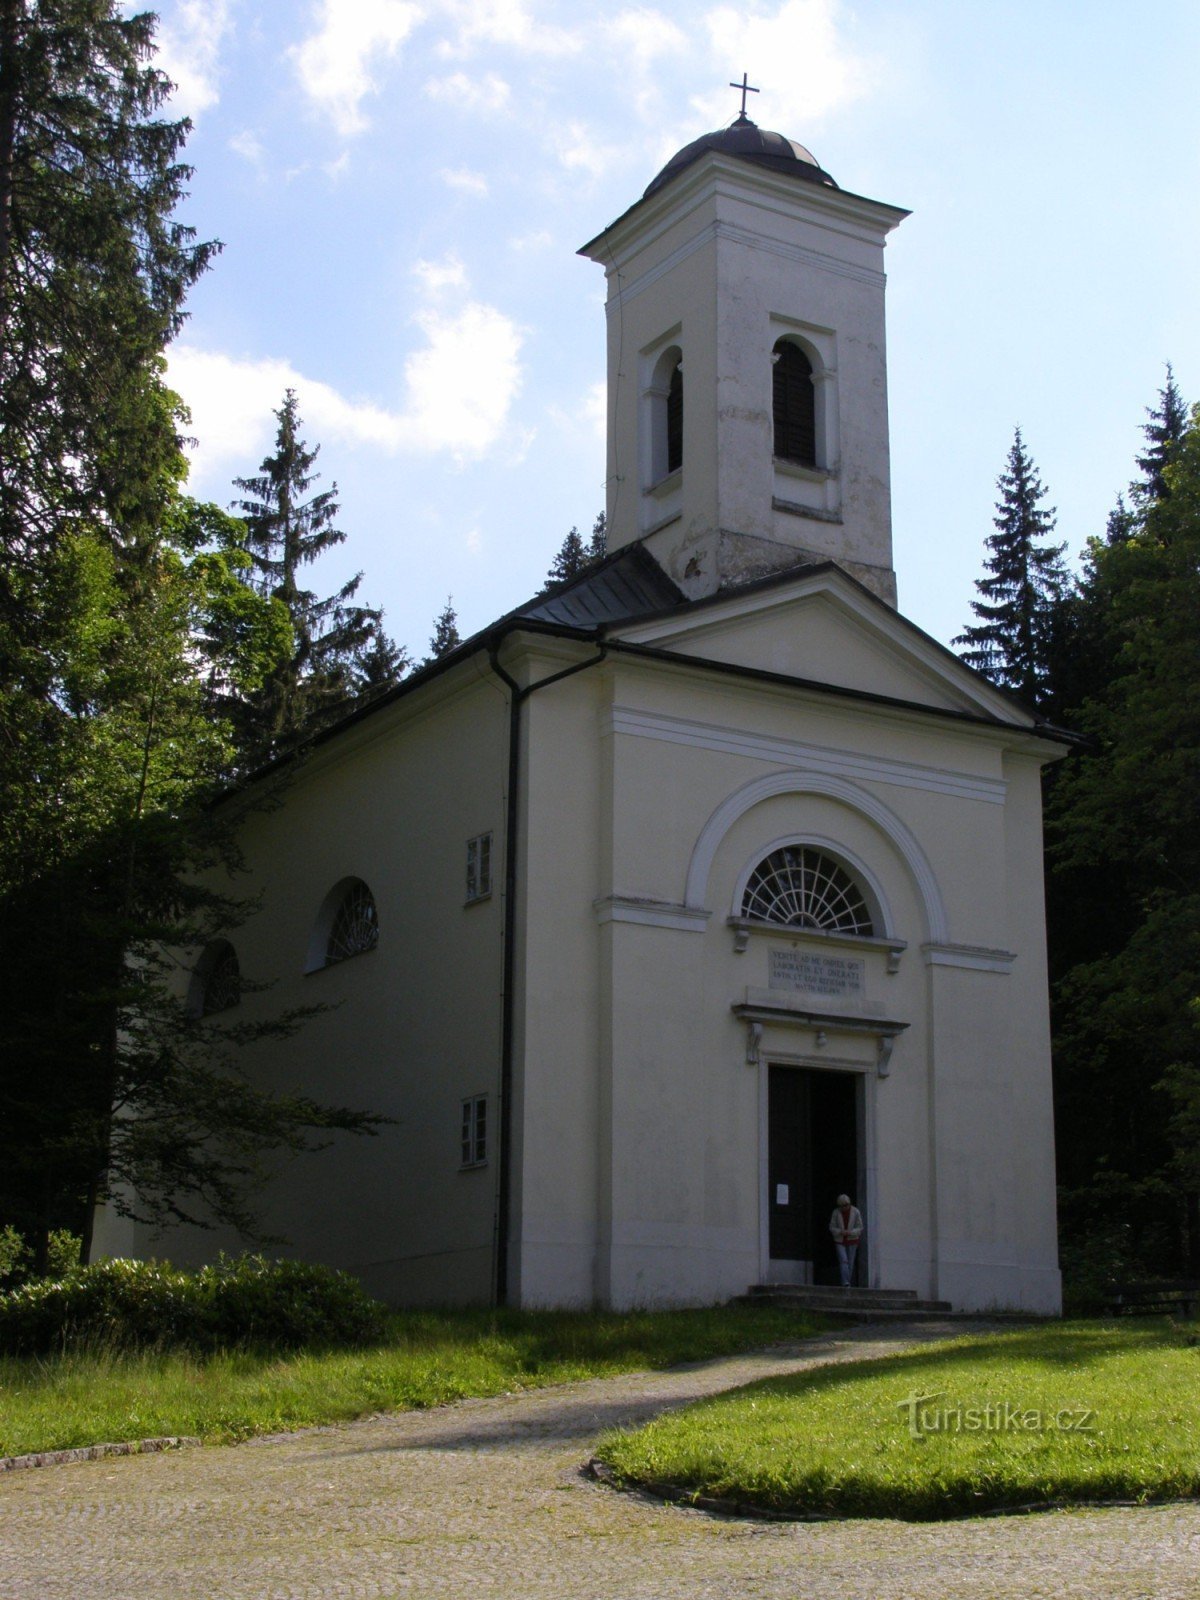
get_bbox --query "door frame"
[758,1056,874,1288]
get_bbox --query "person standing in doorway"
[829,1193,863,1287]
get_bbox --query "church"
[97,110,1068,1315]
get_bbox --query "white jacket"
[829,1205,863,1243]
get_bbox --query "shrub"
[195,1255,387,1350]
[0,1228,80,1289]
[0,1255,386,1355]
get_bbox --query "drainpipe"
[487,636,607,1307]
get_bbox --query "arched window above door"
[741,845,873,936]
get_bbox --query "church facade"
[97,117,1068,1315]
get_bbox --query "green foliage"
[597,1323,1200,1521]
[425,595,461,663]
[0,1255,387,1356]
[0,1301,819,1456]
[954,428,1069,707]
[543,510,606,591]
[1046,397,1200,1275]
[1133,363,1188,509]
[231,390,384,761]
[0,0,218,608]
[0,20,382,1265]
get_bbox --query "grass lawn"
[0,1302,818,1459]
[596,1321,1200,1521]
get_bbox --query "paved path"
[2,1320,1198,1599]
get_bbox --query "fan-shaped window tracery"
[741,846,873,935]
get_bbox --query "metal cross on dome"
[729,72,759,120]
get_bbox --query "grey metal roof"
[644,116,838,199]
[517,543,684,628]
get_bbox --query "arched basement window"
[666,356,683,474]
[325,879,379,965]
[190,939,241,1017]
[741,846,873,935]
[772,339,816,467]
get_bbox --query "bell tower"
[579,116,909,605]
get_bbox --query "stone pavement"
[2,1319,1198,1600]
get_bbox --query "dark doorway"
[768,1066,860,1285]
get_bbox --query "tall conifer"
[233,390,378,758]
[954,428,1069,708]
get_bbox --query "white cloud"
[441,166,489,196]
[291,0,424,136]
[169,260,524,481]
[228,129,265,169]
[157,0,233,117]
[465,527,483,554]
[699,0,874,127]
[509,228,552,253]
[402,299,523,458]
[412,252,468,293]
[606,8,685,65]
[424,70,511,114]
[558,121,622,182]
[435,0,582,59]
[583,379,606,442]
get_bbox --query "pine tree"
[543,511,607,591]
[426,596,461,663]
[545,526,588,588]
[355,619,409,702]
[588,510,607,563]
[1045,401,1200,1274]
[1132,364,1187,508]
[0,0,217,640]
[233,391,378,759]
[953,428,1070,708]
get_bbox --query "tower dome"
[644,116,838,199]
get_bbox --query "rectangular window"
[461,1095,487,1168]
[466,832,492,903]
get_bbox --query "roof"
[514,541,685,628]
[643,114,838,199]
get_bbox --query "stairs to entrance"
[740,1283,953,1318]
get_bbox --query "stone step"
[747,1283,922,1305]
[740,1284,954,1316]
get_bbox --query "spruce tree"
[953,428,1069,708]
[426,596,461,663]
[588,509,607,563]
[545,526,588,588]
[233,391,378,759]
[0,0,217,636]
[1046,402,1200,1274]
[1132,364,1187,508]
[543,511,607,591]
[355,619,409,702]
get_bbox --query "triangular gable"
[610,566,1040,727]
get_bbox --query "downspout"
[487,637,608,1307]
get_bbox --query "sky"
[146,0,1200,659]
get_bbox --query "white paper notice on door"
[775,1184,789,1205]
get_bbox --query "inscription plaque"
[769,948,865,999]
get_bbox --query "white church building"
[98,114,1068,1315]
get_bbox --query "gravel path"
[2,1319,1198,1599]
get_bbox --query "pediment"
[611,566,1037,726]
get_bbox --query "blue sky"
[149,0,1200,659]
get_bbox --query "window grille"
[201,945,241,1016]
[773,340,816,466]
[461,1095,487,1167]
[466,832,493,902]
[326,881,379,964]
[666,358,683,474]
[741,846,873,935]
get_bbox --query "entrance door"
[767,1066,860,1286]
